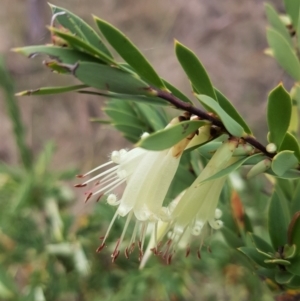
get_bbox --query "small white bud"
[111,151,120,163]
[214,208,222,219]
[107,194,118,206]
[266,143,277,153]
[141,132,150,139]
[209,219,223,230]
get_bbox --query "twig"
[155,89,275,158]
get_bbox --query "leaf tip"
[15,91,26,97]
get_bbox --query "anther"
[74,183,87,188]
[96,243,106,252]
[84,192,93,203]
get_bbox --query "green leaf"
[286,257,300,276]
[238,247,274,269]
[175,41,216,100]
[215,89,252,134]
[280,132,300,161]
[266,168,300,179]
[286,275,300,288]
[196,94,244,136]
[268,191,289,250]
[284,244,297,259]
[49,27,114,64]
[247,159,272,179]
[288,212,300,256]
[267,84,292,148]
[16,84,88,96]
[94,17,164,89]
[249,233,274,254]
[72,62,150,95]
[284,0,300,28]
[289,101,298,135]
[104,108,145,128]
[275,270,294,284]
[134,103,166,131]
[265,3,293,47]
[291,83,300,106]
[13,45,101,64]
[49,4,113,58]
[202,154,266,182]
[292,181,300,213]
[113,123,143,140]
[78,90,169,106]
[272,150,298,176]
[264,258,290,265]
[266,28,300,81]
[137,120,208,151]
[221,227,244,248]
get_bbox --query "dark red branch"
[155,89,275,158]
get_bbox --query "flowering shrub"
[6,0,300,299]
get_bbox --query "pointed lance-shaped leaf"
[284,0,300,28]
[175,40,216,101]
[201,154,266,183]
[215,89,252,134]
[266,28,300,81]
[94,17,165,89]
[265,3,293,47]
[48,26,115,64]
[279,132,300,161]
[267,84,292,148]
[71,62,151,95]
[249,233,274,254]
[268,191,290,250]
[238,247,275,269]
[275,270,294,284]
[136,120,208,151]
[80,90,169,106]
[12,45,102,64]
[16,84,88,96]
[247,159,271,179]
[288,212,300,257]
[264,258,291,265]
[196,94,244,137]
[49,4,113,58]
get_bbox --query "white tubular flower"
[152,139,238,262]
[75,117,198,261]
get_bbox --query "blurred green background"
[0,0,292,300]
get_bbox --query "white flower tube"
[75,117,206,261]
[151,139,238,262]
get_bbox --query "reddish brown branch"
[155,89,275,158]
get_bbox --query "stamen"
[111,212,133,261]
[93,177,126,196]
[74,183,87,188]
[128,222,139,253]
[82,166,118,185]
[80,160,114,177]
[84,192,93,203]
[96,243,106,252]
[101,211,119,246]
